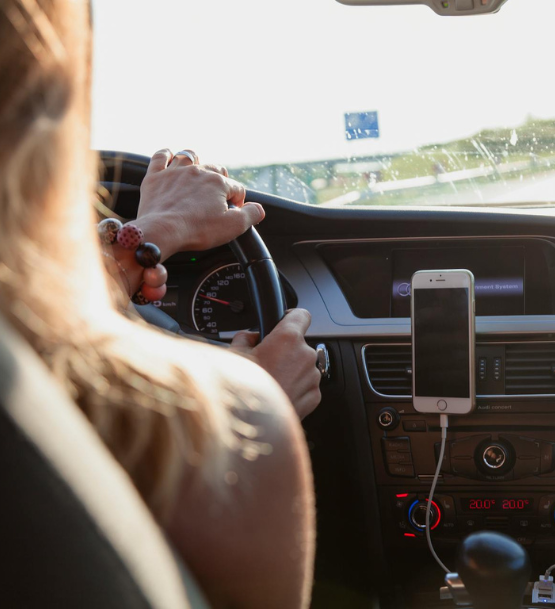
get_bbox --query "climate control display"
[461,498,534,512]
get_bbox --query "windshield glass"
[91,0,555,209]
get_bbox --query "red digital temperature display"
[461,498,533,512]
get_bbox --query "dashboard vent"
[364,344,412,397]
[505,343,555,395]
[485,517,509,532]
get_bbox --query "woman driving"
[0,0,320,607]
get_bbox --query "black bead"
[135,242,161,268]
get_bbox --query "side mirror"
[335,0,509,16]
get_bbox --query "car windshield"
[91,0,555,209]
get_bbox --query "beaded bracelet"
[98,218,168,305]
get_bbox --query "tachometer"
[192,263,256,335]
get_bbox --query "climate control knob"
[408,500,441,531]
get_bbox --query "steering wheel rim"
[99,151,287,340]
[228,216,286,340]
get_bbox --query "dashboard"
[102,152,555,609]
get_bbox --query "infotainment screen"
[392,247,525,317]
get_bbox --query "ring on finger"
[175,150,198,165]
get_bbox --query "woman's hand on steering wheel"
[231,309,322,420]
[135,148,265,260]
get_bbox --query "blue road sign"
[345,111,379,140]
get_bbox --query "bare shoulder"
[166,340,315,609]
[186,338,294,417]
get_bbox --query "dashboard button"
[383,438,411,452]
[387,464,415,478]
[538,520,555,534]
[514,456,540,479]
[538,496,555,518]
[511,517,537,535]
[438,520,458,536]
[403,420,427,432]
[386,451,413,464]
[394,494,415,512]
[513,536,534,547]
[451,434,491,459]
[482,444,508,469]
[458,516,483,534]
[377,407,400,430]
[541,443,555,474]
[438,495,456,522]
[452,456,477,477]
[435,442,452,474]
[500,434,540,459]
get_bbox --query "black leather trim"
[0,315,193,608]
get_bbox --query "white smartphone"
[411,269,476,415]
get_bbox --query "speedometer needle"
[200,294,231,306]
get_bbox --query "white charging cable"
[425,413,451,573]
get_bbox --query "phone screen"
[413,288,470,398]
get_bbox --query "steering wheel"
[99,151,286,340]
[228,221,286,340]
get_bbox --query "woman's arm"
[167,350,315,609]
[102,148,264,298]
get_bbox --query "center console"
[359,338,555,572]
[379,421,555,549]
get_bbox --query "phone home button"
[437,400,448,411]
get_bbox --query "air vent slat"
[506,346,555,354]
[505,343,555,395]
[507,362,555,367]
[366,360,412,366]
[506,365,554,371]
[507,384,555,390]
[364,345,412,397]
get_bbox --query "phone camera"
[429,279,432,282]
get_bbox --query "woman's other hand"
[231,309,322,420]
[136,148,265,258]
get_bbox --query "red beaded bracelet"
[98,218,168,305]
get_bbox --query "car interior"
[3,0,555,607]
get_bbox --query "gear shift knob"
[457,531,530,609]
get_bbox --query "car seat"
[0,311,210,609]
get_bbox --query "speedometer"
[192,263,257,335]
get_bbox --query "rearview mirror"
[335,0,509,16]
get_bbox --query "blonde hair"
[0,0,250,522]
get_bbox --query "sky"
[91,0,555,168]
